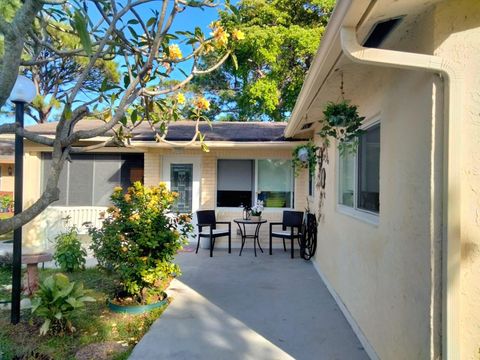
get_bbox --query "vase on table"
[250,215,261,222]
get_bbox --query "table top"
[233,218,267,224]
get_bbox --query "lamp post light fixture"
[9,75,36,324]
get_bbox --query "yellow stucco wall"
[144,147,308,248]
[22,152,43,254]
[432,1,480,358]
[23,146,306,253]
[0,163,14,192]
[309,1,480,359]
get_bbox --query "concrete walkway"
[130,248,369,360]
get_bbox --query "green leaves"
[318,100,365,155]
[89,182,194,302]
[53,226,87,272]
[72,10,92,55]
[31,274,95,336]
[193,0,334,121]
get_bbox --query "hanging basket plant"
[292,141,318,177]
[318,100,365,154]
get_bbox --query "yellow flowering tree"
[89,182,193,303]
[0,0,245,235]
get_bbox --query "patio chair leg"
[291,238,294,259]
[269,234,272,255]
[283,238,286,252]
[210,236,213,257]
[195,235,200,254]
[228,234,231,254]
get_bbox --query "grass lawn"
[0,267,168,360]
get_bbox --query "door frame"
[162,155,201,213]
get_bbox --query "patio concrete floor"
[130,247,369,360]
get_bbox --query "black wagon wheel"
[300,212,317,260]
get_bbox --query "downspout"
[340,27,462,359]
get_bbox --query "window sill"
[336,205,379,227]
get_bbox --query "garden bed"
[0,267,169,360]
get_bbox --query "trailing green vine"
[292,141,318,177]
[318,100,365,154]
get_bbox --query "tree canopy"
[0,0,242,233]
[191,0,335,121]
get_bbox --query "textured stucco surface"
[308,1,480,359]
[310,7,446,360]
[432,1,480,358]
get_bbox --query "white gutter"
[340,27,462,360]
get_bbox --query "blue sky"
[3,1,236,126]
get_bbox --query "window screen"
[217,160,253,207]
[257,159,293,208]
[69,154,94,206]
[41,152,144,207]
[357,124,380,212]
[93,154,121,206]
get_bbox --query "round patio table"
[234,218,267,257]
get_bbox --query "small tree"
[0,0,243,234]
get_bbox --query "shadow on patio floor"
[130,249,369,360]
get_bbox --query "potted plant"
[318,100,365,154]
[292,141,318,177]
[89,182,193,314]
[250,200,264,221]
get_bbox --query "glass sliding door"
[170,164,193,213]
[257,159,293,208]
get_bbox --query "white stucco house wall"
[286,0,480,359]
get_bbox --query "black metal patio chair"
[269,210,304,258]
[195,210,231,257]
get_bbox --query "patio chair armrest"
[215,221,231,232]
[269,222,283,231]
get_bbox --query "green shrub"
[53,225,87,272]
[89,182,193,303]
[31,273,95,335]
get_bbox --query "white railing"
[40,206,107,249]
[50,206,107,231]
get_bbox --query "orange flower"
[210,22,229,47]
[193,97,210,111]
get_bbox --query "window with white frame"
[338,123,380,214]
[216,159,293,208]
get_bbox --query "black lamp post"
[9,75,36,324]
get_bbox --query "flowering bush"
[89,182,193,303]
[250,200,264,216]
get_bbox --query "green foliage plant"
[53,224,87,273]
[89,182,193,304]
[292,141,319,177]
[192,0,336,121]
[0,195,12,211]
[31,273,95,336]
[318,100,365,154]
